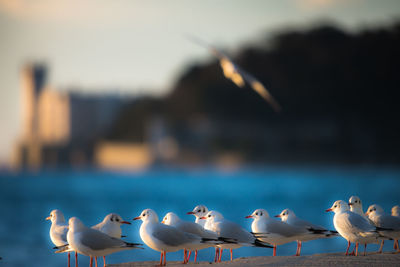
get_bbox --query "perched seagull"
[326,200,380,256]
[162,212,219,263]
[348,196,384,253]
[392,205,400,250]
[134,209,218,266]
[187,35,282,112]
[366,204,400,253]
[59,217,142,267]
[187,205,209,227]
[46,209,76,267]
[202,210,272,262]
[275,208,337,256]
[91,213,131,266]
[246,209,305,256]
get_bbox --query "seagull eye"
[260,212,263,216]
[255,212,258,216]
[208,215,211,217]
[198,210,201,212]
[116,218,120,222]
[203,209,206,213]
[142,214,146,217]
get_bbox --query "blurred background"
[1,0,400,266]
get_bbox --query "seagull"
[187,205,209,227]
[162,212,219,263]
[91,213,131,266]
[246,209,305,256]
[392,205,400,250]
[326,200,380,256]
[60,217,142,267]
[186,35,282,112]
[46,209,77,267]
[348,196,384,253]
[366,204,400,253]
[202,210,272,262]
[133,209,218,266]
[275,208,337,256]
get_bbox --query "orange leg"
[159,252,163,266]
[103,256,106,267]
[68,252,70,267]
[89,257,93,267]
[186,250,192,263]
[355,242,359,256]
[219,248,223,262]
[273,245,276,256]
[75,252,78,267]
[194,250,198,263]
[378,240,384,253]
[163,251,167,266]
[94,257,98,267]
[183,249,187,264]
[230,249,233,261]
[214,247,219,262]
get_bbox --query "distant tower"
[14,63,47,169]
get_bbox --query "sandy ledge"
[108,252,400,267]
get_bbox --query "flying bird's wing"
[186,34,281,112]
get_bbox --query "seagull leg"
[297,241,302,256]
[194,250,198,263]
[183,249,187,264]
[393,240,398,250]
[94,257,98,267]
[163,251,167,266]
[103,256,106,267]
[159,252,163,266]
[75,252,78,267]
[230,249,233,261]
[186,250,192,263]
[364,244,367,256]
[349,242,356,256]
[89,257,93,267]
[219,248,223,262]
[345,240,350,256]
[355,242,359,256]
[214,247,219,262]
[68,252,70,267]
[378,240,384,253]
[273,245,276,256]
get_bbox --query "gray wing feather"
[152,224,192,247]
[80,228,126,250]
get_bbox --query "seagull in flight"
[186,34,282,112]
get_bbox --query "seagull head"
[348,196,364,212]
[133,209,158,223]
[103,213,131,225]
[201,210,223,221]
[275,208,295,221]
[392,205,400,217]
[187,205,209,218]
[68,217,85,231]
[245,209,269,220]
[365,204,384,217]
[46,209,65,223]
[161,212,180,225]
[326,200,349,213]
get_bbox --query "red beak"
[325,208,333,212]
[121,221,131,225]
[245,215,253,219]
[133,217,141,220]
[187,211,195,215]
[200,216,207,220]
[274,214,281,218]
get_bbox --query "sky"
[1,0,400,165]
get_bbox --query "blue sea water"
[0,165,399,267]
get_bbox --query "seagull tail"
[125,242,144,249]
[253,238,273,248]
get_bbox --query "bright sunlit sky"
[1,0,400,165]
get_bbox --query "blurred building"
[12,63,152,170]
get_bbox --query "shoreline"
[108,252,400,267]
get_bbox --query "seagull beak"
[46,216,51,221]
[348,203,353,206]
[161,220,165,224]
[325,208,333,212]
[133,217,141,221]
[121,221,131,225]
[187,211,195,215]
[245,215,253,219]
[365,212,369,216]
[200,216,207,220]
[274,214,281,218]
